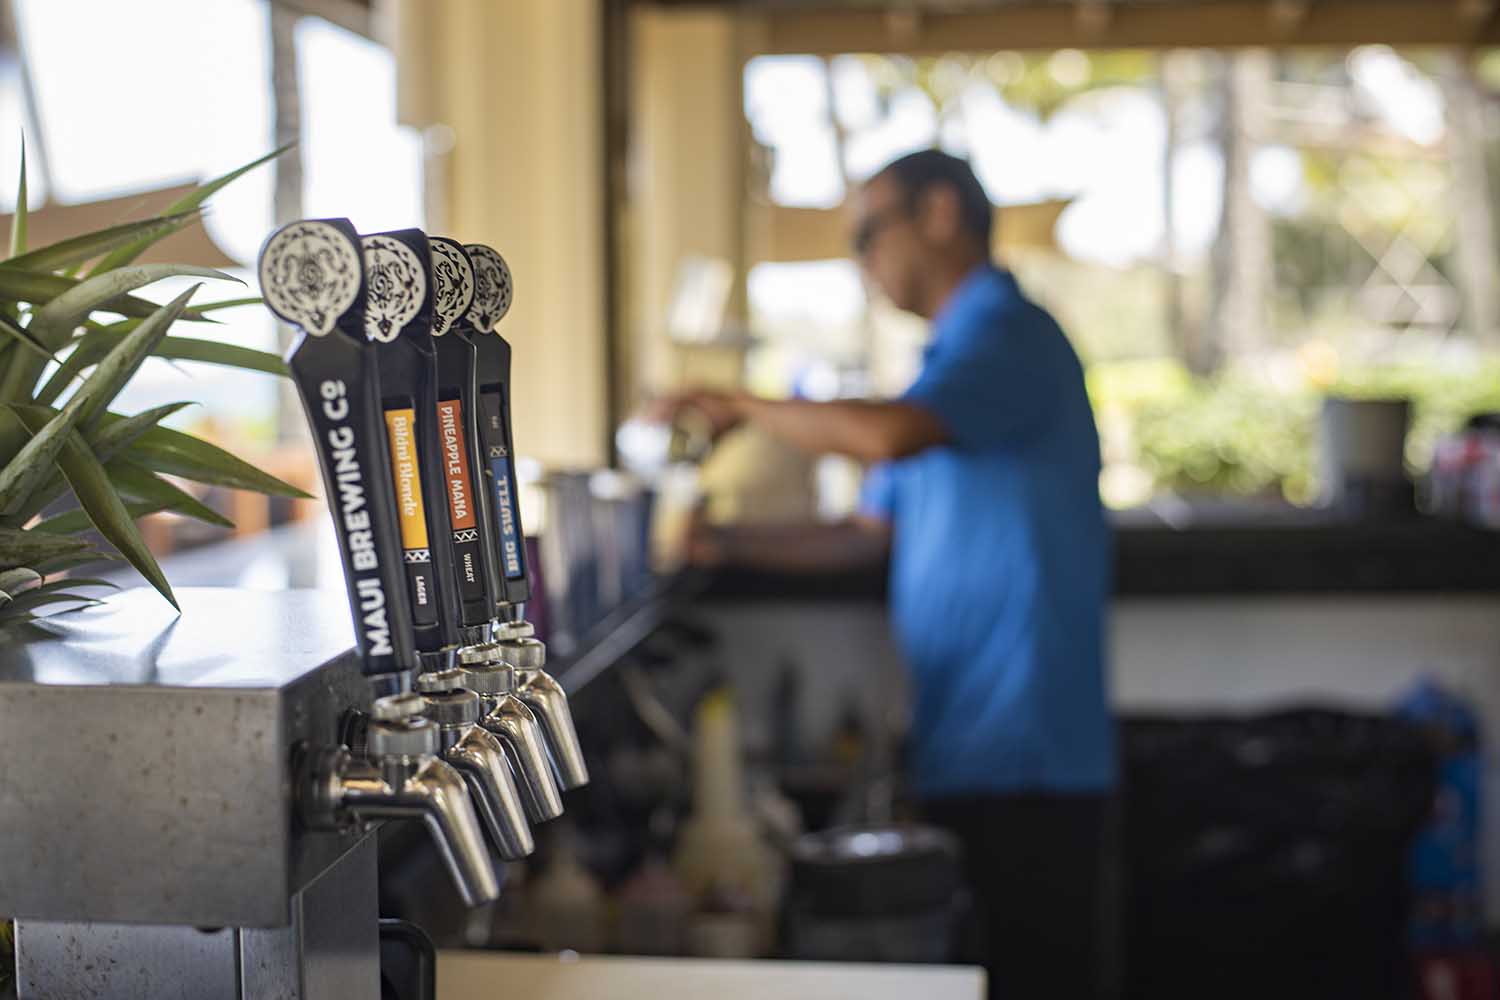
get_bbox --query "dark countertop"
[697,509,1500,601]
[1114,517,1500,595]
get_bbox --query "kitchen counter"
[437,952,984,1000]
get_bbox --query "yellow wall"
[390,0,608,469]
[630,8,749,397]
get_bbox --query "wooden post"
[1440,50,1500,343]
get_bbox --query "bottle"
[672,689,782,957]
[529,822,608,954]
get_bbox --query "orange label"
[383,408,429,550]
[437,399,477,530]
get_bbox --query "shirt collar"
[930,262,1016,340]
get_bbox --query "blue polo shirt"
[861,265,1115,797]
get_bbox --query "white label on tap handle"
[429,238,476,337]
[259,221,362,336]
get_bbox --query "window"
[743,48,1500,508]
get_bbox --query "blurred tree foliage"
[857,49,1156,122]
[1111,365,1320,502]
[1091,357,1500,505]
[829,48,1500,507]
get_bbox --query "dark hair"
[873,149,994,248]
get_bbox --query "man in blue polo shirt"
[657,150,1115,997]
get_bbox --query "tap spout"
[461,649,565,822]
[304,745,501,907]
[495,637,589,791]
[416,670,535,860]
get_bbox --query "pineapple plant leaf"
[3,211,202,275]
[0,144,301,623]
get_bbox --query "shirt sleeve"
[901,303,1062,452]
[858,461,897,522]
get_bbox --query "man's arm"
[692,514,892,574]
[658,390,949,464]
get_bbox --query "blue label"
[489,458,525,580]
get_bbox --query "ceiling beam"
[1457,0,1498,24]
[759,1,1500,53]
[271,0,375,40]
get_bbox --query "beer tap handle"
[259,218,416,693]
[429,238,502,644]
[461,245,532,613]
[359,229,465,663]
[265,221,507,907]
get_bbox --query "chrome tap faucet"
[414,669,534,860]
[459,643,565,822]
[493,634,590,791]
[300,693,501,907]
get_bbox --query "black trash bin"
[1121,707,1437,1000]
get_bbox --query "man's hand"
[647,389,949,464]
[677,516,892,575]
[645,389,748,443]
[684,507,728,568]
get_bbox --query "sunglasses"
[851,204,910,257]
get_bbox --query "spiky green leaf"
[9,410,176,609]
[0,527,95,570]
[155,335,286,376]
[89,402,196,457]
[92,144,291,273]
[1,280,199,514]
[9,136,26,259]
[32,498,172,534]
[194,296,262,314]
[3,212,201,274]
[0,269,221,320]
[0,398,28,464]
[26,266,232,354]
[35,327,284,404]
[0,268,232,402]
[0,574,115,618]
[4,589,103,614]
[30,550,116,575]
[2,402,195,525]
[105,458,234,529]
[37,576,116,593]
[0,310,52,361]
[0,405,83,518]
[0,567,40,595]
[125,423,310,498]
[65,284,202,432]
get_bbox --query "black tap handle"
[259,218,417,686]
[429,238,501,630]
[462,245,532,609]
[360,229,463,656]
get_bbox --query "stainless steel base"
[16,832,380,999]
[0,588,370,927]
